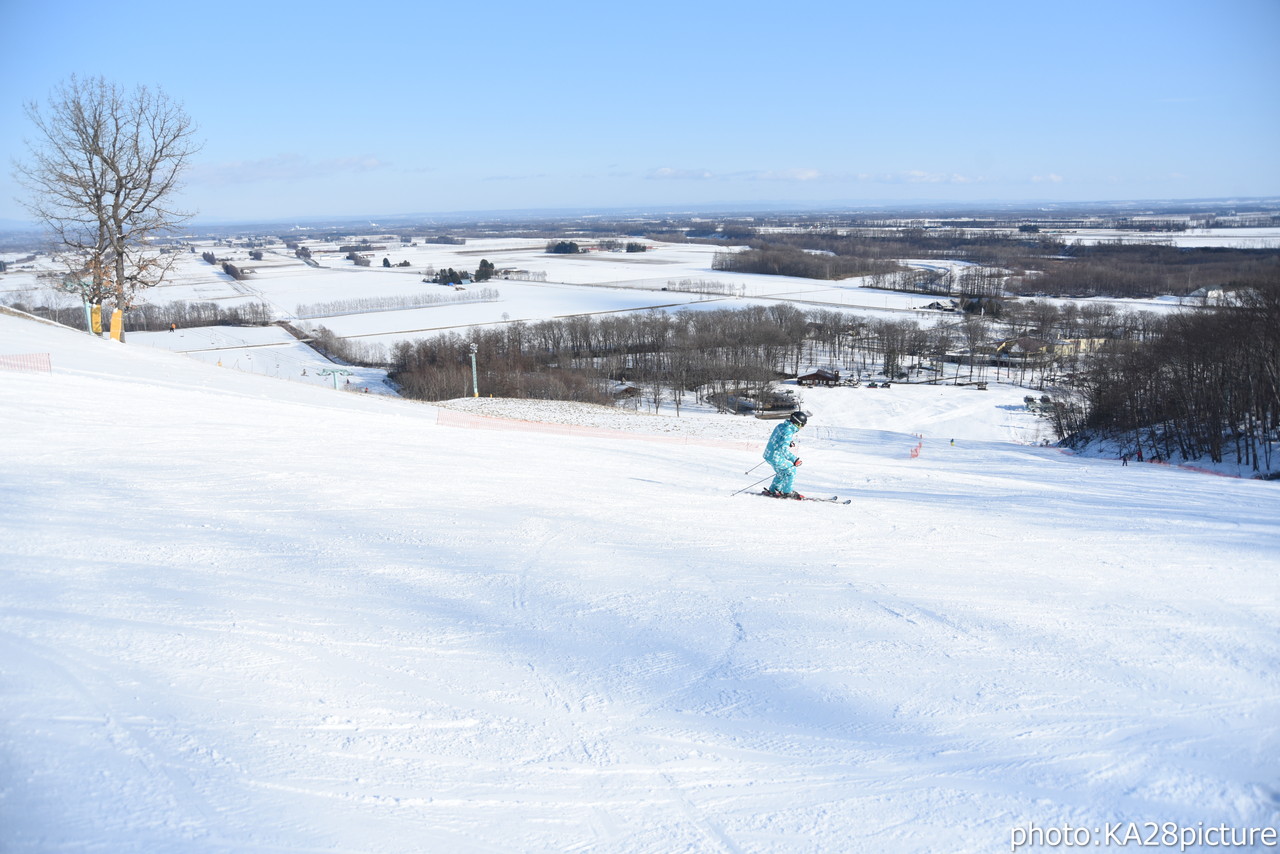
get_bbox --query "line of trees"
[128,300,275,331]
[197,250,248,280]
[596,240,648,252]
[9,298,275,332]
[416,260,501,284]
[1061,285,1280,473]
[712,244,899,280]
[316,305,1094,408]
[376,306,816,411]
[1013,243,1280,299]
[708,229,1279,301]
[664,278,740,296]
[334,295,1276,472]
[368,306,1024,414]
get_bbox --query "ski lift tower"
[318,367,354,389]
[469,343,479,397]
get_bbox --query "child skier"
[762,410,808,498]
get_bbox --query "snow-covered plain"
[142,239,913,328]
[2,310,1278,853]
[129,325,396,394]
[1,235,1191,371]
[1051,226,1280,250]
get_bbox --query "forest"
[704,228,1280,300]
[9,298,275,331]
[1059,286,1280,473]
[377,306,815,415]
[311,280,1280,474]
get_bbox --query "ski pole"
[733,472,775,496]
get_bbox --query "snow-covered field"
[2,311,1277,853]
[1,233,1198,372]
[142,239,932,333]
[1052,226,1280,250]
[129,325,395,394]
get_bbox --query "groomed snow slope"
[1,313,1277,854]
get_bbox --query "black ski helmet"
[789,410,809,427]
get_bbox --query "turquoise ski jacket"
[764,420,800,467]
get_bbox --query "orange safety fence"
[435,407,761,452]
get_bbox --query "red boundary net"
[435,408,759,451]
[0,353,52,373]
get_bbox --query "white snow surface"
[2,312,1278,853]
[128,325,397,395]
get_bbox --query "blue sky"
[3,0,1278,223]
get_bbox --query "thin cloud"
[880,170,982,185]
[745,168,824,182]
[190,154,388,185]
[646,166,987,185]
[647,167,715,180]
[749,168,985,185]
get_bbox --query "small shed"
[609,381,642,400]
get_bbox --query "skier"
[762,410,808,499]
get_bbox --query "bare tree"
[14,75,200,337]
[958,314,991,382]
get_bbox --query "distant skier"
[762,410,808,499]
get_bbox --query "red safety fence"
[0,353,52,373]
[435,407,760,451]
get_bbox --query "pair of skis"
[755,490,851,505]
[741,453,849,504]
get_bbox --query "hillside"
[1,312,1277,854]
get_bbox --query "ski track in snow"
[1,312,1278,853]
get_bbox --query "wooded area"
[317,285,1279,473]
[12,298,274,331]
[1061,286,1280,472]
[382,306,815,414]
[705,228,1279,300]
